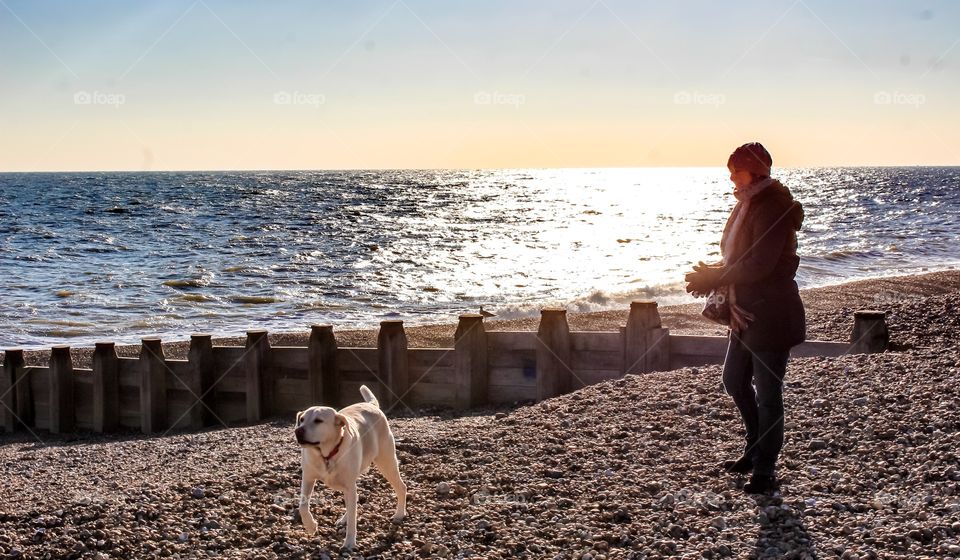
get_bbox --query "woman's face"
[728,166,753,190]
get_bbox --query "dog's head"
[294,406,346,446]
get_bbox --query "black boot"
[721,455,754,474]
[744,474,779,494]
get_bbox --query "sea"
[1,167,958,349]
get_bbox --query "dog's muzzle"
[295,426,308,445]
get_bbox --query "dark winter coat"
[718,179,806,351]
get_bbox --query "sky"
[1,0,958,171]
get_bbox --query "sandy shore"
[5,269,960,368]
[0,273,958,558]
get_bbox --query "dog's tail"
[359,385,379,408]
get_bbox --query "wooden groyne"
[0,301,888,435]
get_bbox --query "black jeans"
[722,333,790,476]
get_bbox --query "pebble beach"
[1,270,959,559]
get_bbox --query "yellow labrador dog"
[295,385,407,551]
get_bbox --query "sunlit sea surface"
[1,167,958,348]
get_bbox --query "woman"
[685,142,805,494]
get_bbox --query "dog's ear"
[335,413,347,428]
[295,410,304,425]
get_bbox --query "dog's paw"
[391,512,406,524]
[302,516,318,536]
[335,513,346,528]
[340,539,356,552]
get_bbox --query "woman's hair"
[727,142,772,180]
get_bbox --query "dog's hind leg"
[375,450,407,523]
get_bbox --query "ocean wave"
[230,295,280,304]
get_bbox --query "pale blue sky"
[1,1,958,170]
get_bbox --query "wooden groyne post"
[140,338,167,433]
[49,346,75,434]
[188,334,215,429]
[0,350,22,432]
[378,320,409,411]
[92,342,119,433]
[454,314,488,409]
[850,310,889,353]
[245,330,271,422]
[536,308,571,400]
[623,301,670,374]
[308,324,338,406]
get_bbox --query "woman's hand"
[685,261,725,296]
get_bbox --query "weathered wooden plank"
[215,372,246,393]
[571,350,623,372]
[164,360,192,391]
[488,384,537,404]
[117,357,140,388]
[570,331,621,352]
[669,335,730,358]
[338,381,386,407]
[118,386,140,428]
[791,340,850,358]
[212,392,247,425]
[646,328,671,372]
[270,347,309,372]
[337,348,378,374]
[213,347,247,394]
[275,377,314,412]
[166,390,194,431]
[73,369,94,431]
[408,382,457,408]
[488,348,536,369]
[410,365,455,385]
[339,369,379,383]
[487,331,538,352]
[489,367,537,387]
[409,348,455,370]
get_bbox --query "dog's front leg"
[299,476,318,536]
[341,483,358,551]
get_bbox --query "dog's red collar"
[322,435,344,463]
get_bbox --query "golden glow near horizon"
[1,1,958,171]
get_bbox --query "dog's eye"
[314,418,323,423]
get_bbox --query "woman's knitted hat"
[727,142,772,177]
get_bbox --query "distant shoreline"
[6,268,959,369]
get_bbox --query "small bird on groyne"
[479,306,496,318]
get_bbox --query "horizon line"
[2,163,959,174]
